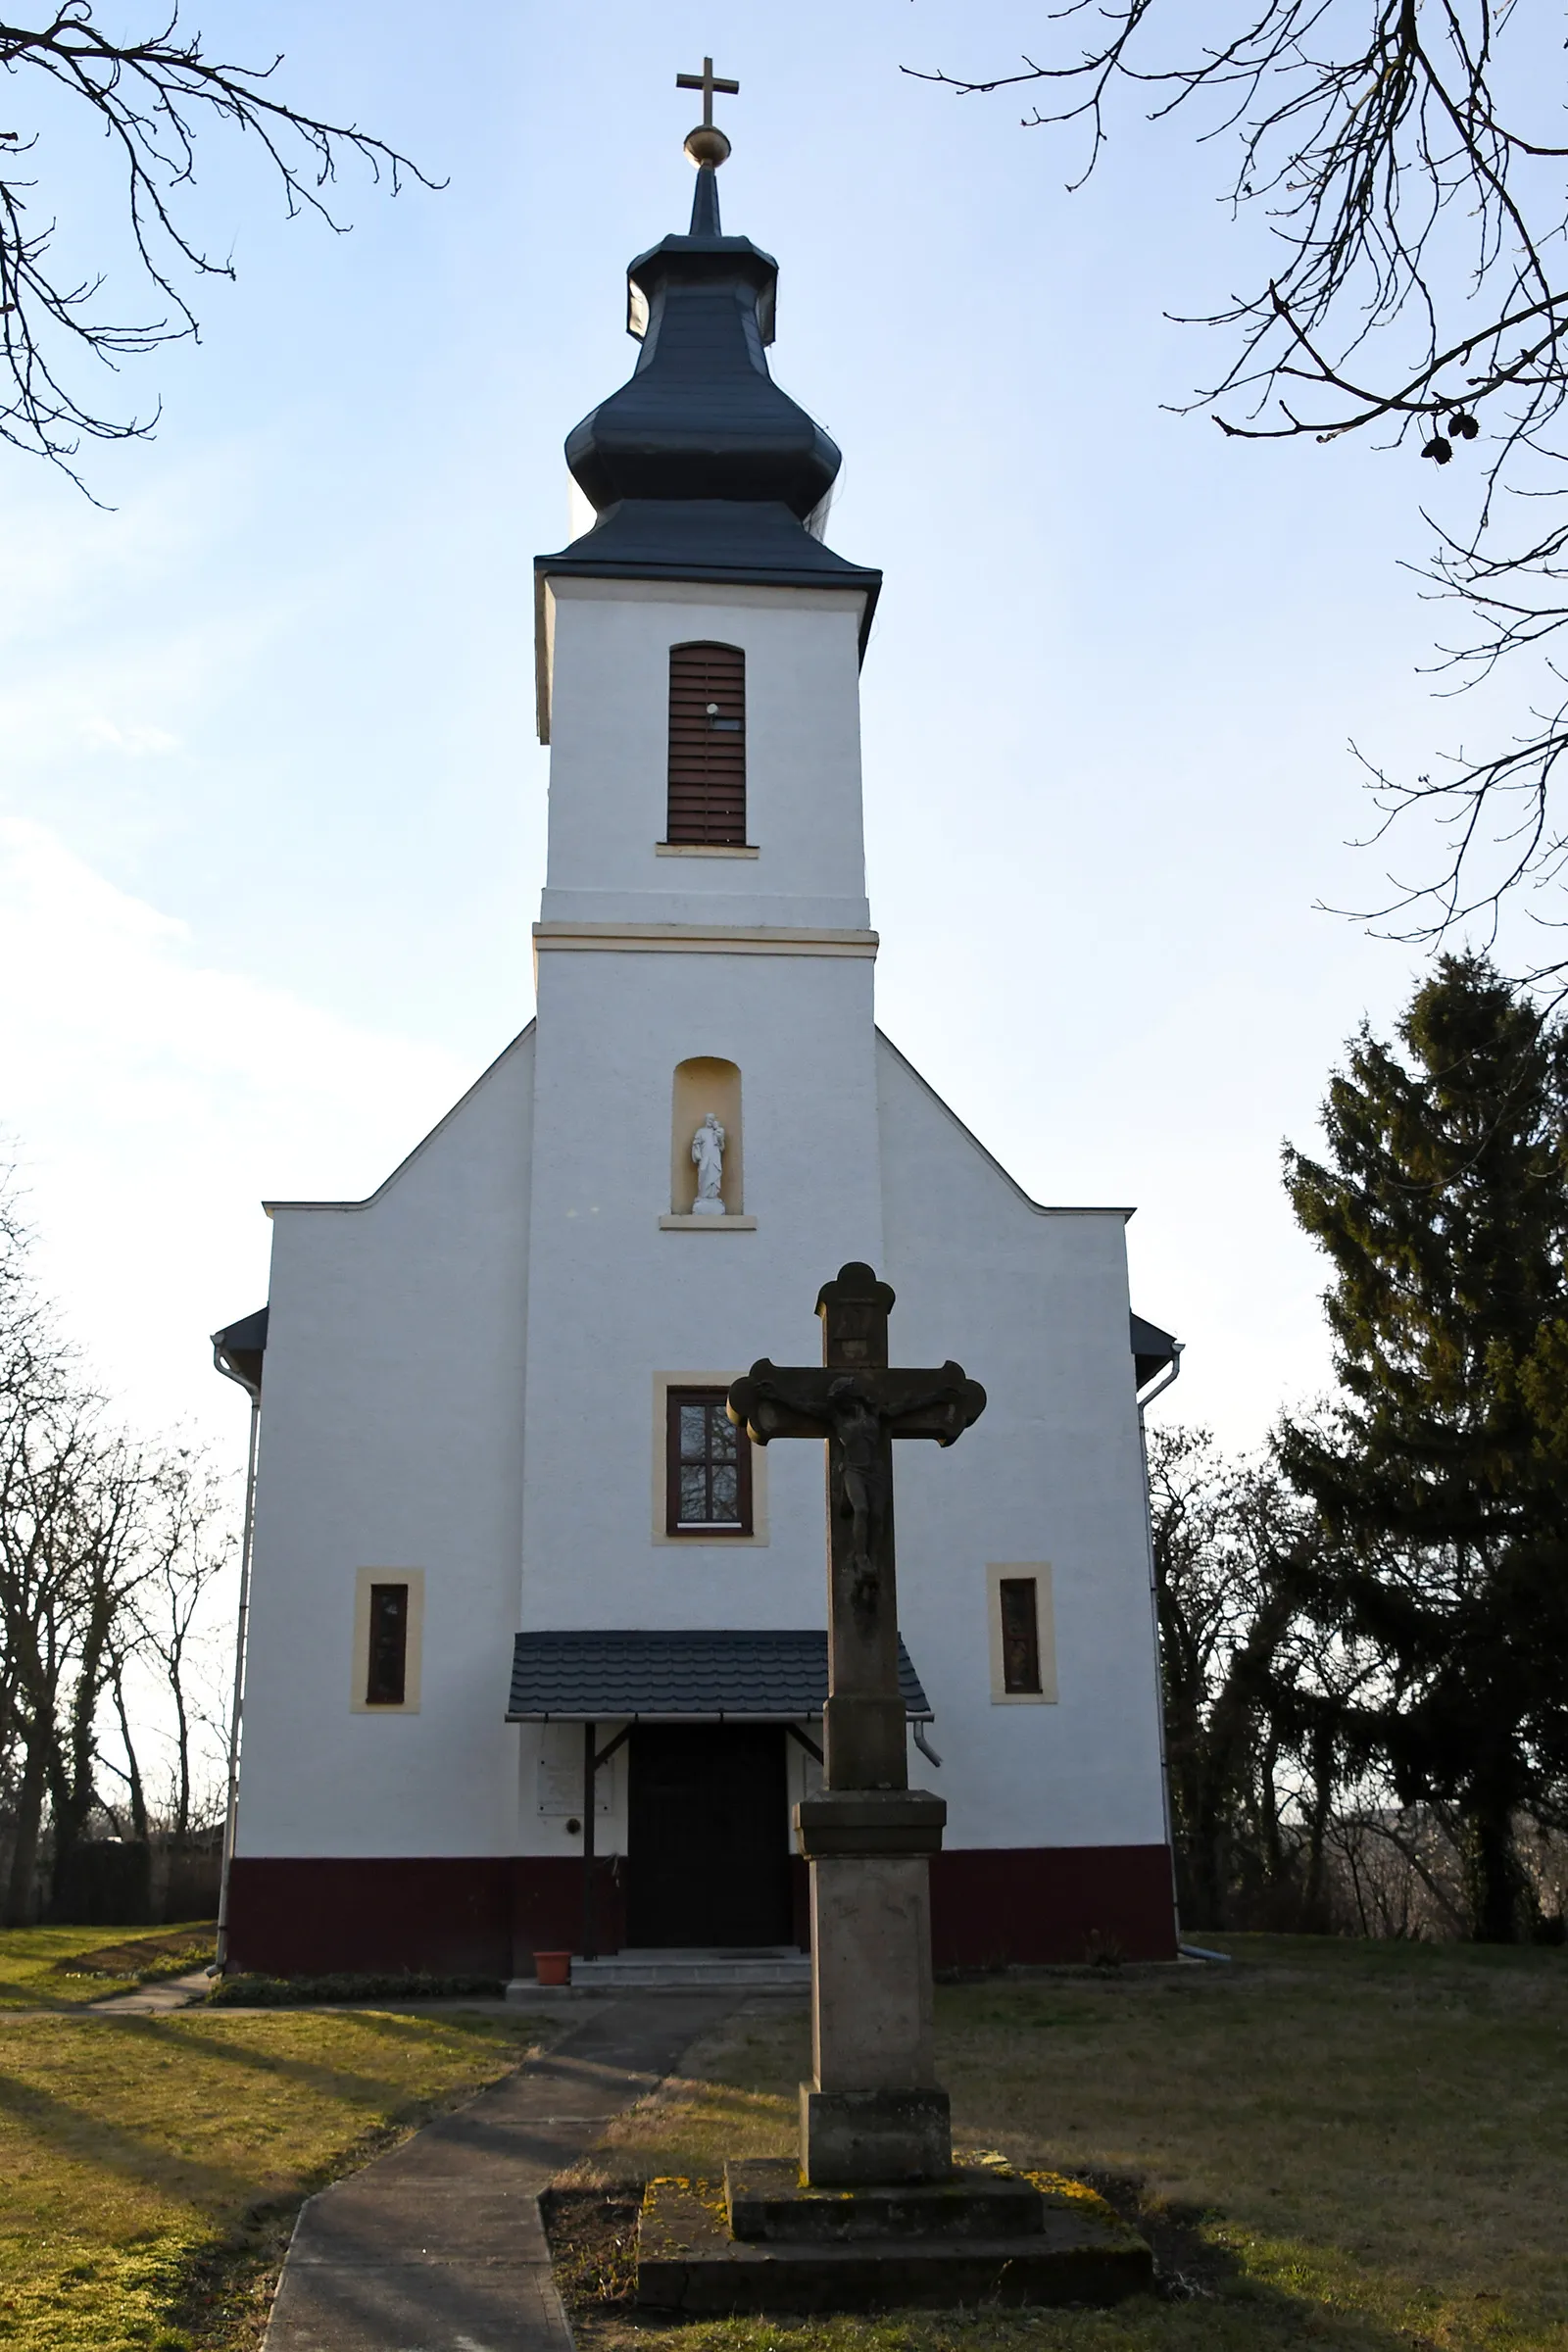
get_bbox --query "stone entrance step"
[568,1947,810,1990]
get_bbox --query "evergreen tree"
[1281,955,1568,1940]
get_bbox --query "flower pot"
[534,1950,571,1987]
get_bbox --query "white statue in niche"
[691,1112,727,1215]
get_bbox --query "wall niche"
[670,1058,743,1216]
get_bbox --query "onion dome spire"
[536,62,880,654]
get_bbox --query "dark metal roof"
[541,496,880,596]
[212,1305,268,1397]
[538,165,880,646]
[1130,1312,1181,1394]
[507,1628,932,1723]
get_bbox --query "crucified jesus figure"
[823,1373,963,1625]
[727,1264,986,1792]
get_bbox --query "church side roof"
[1130,1313,1181,1392]
[212,1305,268,1396]
[507,1628,932,1722]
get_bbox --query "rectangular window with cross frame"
[665,1388,753,1536]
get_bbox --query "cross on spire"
[676,56,739,129]
[678,56,739,181]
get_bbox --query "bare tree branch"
[0,5,438,489]
[906,7,1568,982]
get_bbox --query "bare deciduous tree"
[128,1447,230,1842]
[1149,1413,1567,1940]
[1328,1801,1471,1938]
[0,1398,107,1920]
[0,1164,95,1920]
[1151,1425,1326,1928]
[0,1163,233,1920]
[43,1425,162,1911]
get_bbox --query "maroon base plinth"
[930,1845,1177,1967]
[224,1856,583,1979]
[222,1844,1176,1978]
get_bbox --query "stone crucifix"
[729,1262,985,1791]
[728,1263,986,2185]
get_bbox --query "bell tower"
[532,93,882,943]
[518,85,890,1634]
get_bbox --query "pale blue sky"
[0,0,1519,1469]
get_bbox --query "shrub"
[206,1970,505,2007]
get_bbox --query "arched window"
[666,642,746,846]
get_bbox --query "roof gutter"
[507,1704,935,1725]
[1137,1342,1185,1414]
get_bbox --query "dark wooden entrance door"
[626,1724,792,1947]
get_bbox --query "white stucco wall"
[233,565,1170,1880]
[236,1029,535,1858]
[538,578,872,933]
[515,943,884,1719]
[874,1036,1169,1850]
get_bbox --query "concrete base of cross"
[634,2159,1155,2315]
[799,2086,953,2185]
[796,1788,949,2186]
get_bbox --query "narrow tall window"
[998,1577,1043,1695]
[666,642,746,845]
[366,1582,410,1705]
[666,1388,753,1535]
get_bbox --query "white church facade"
[213,139,1181,1979]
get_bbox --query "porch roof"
[506,1628,932,1723]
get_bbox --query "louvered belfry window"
[666,642,747,846]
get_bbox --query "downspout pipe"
[911,1721,943,1769]
[1136,1342,1184,1941]
[212,1340,262,1975]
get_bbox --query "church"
[212,88,1182,1982]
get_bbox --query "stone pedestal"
[796,1789,949,2186]
[634,2158,1155,2314]
[797,2086,953,2190]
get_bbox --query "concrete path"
[264,1991,735,2352]
[88,1968,214,2015]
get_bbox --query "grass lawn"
[0,1926,218,2012]
[0,1986,549,2350]
[554,1936,1567,2352]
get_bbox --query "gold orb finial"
[676,56,738,168]
[684,122,731,169]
